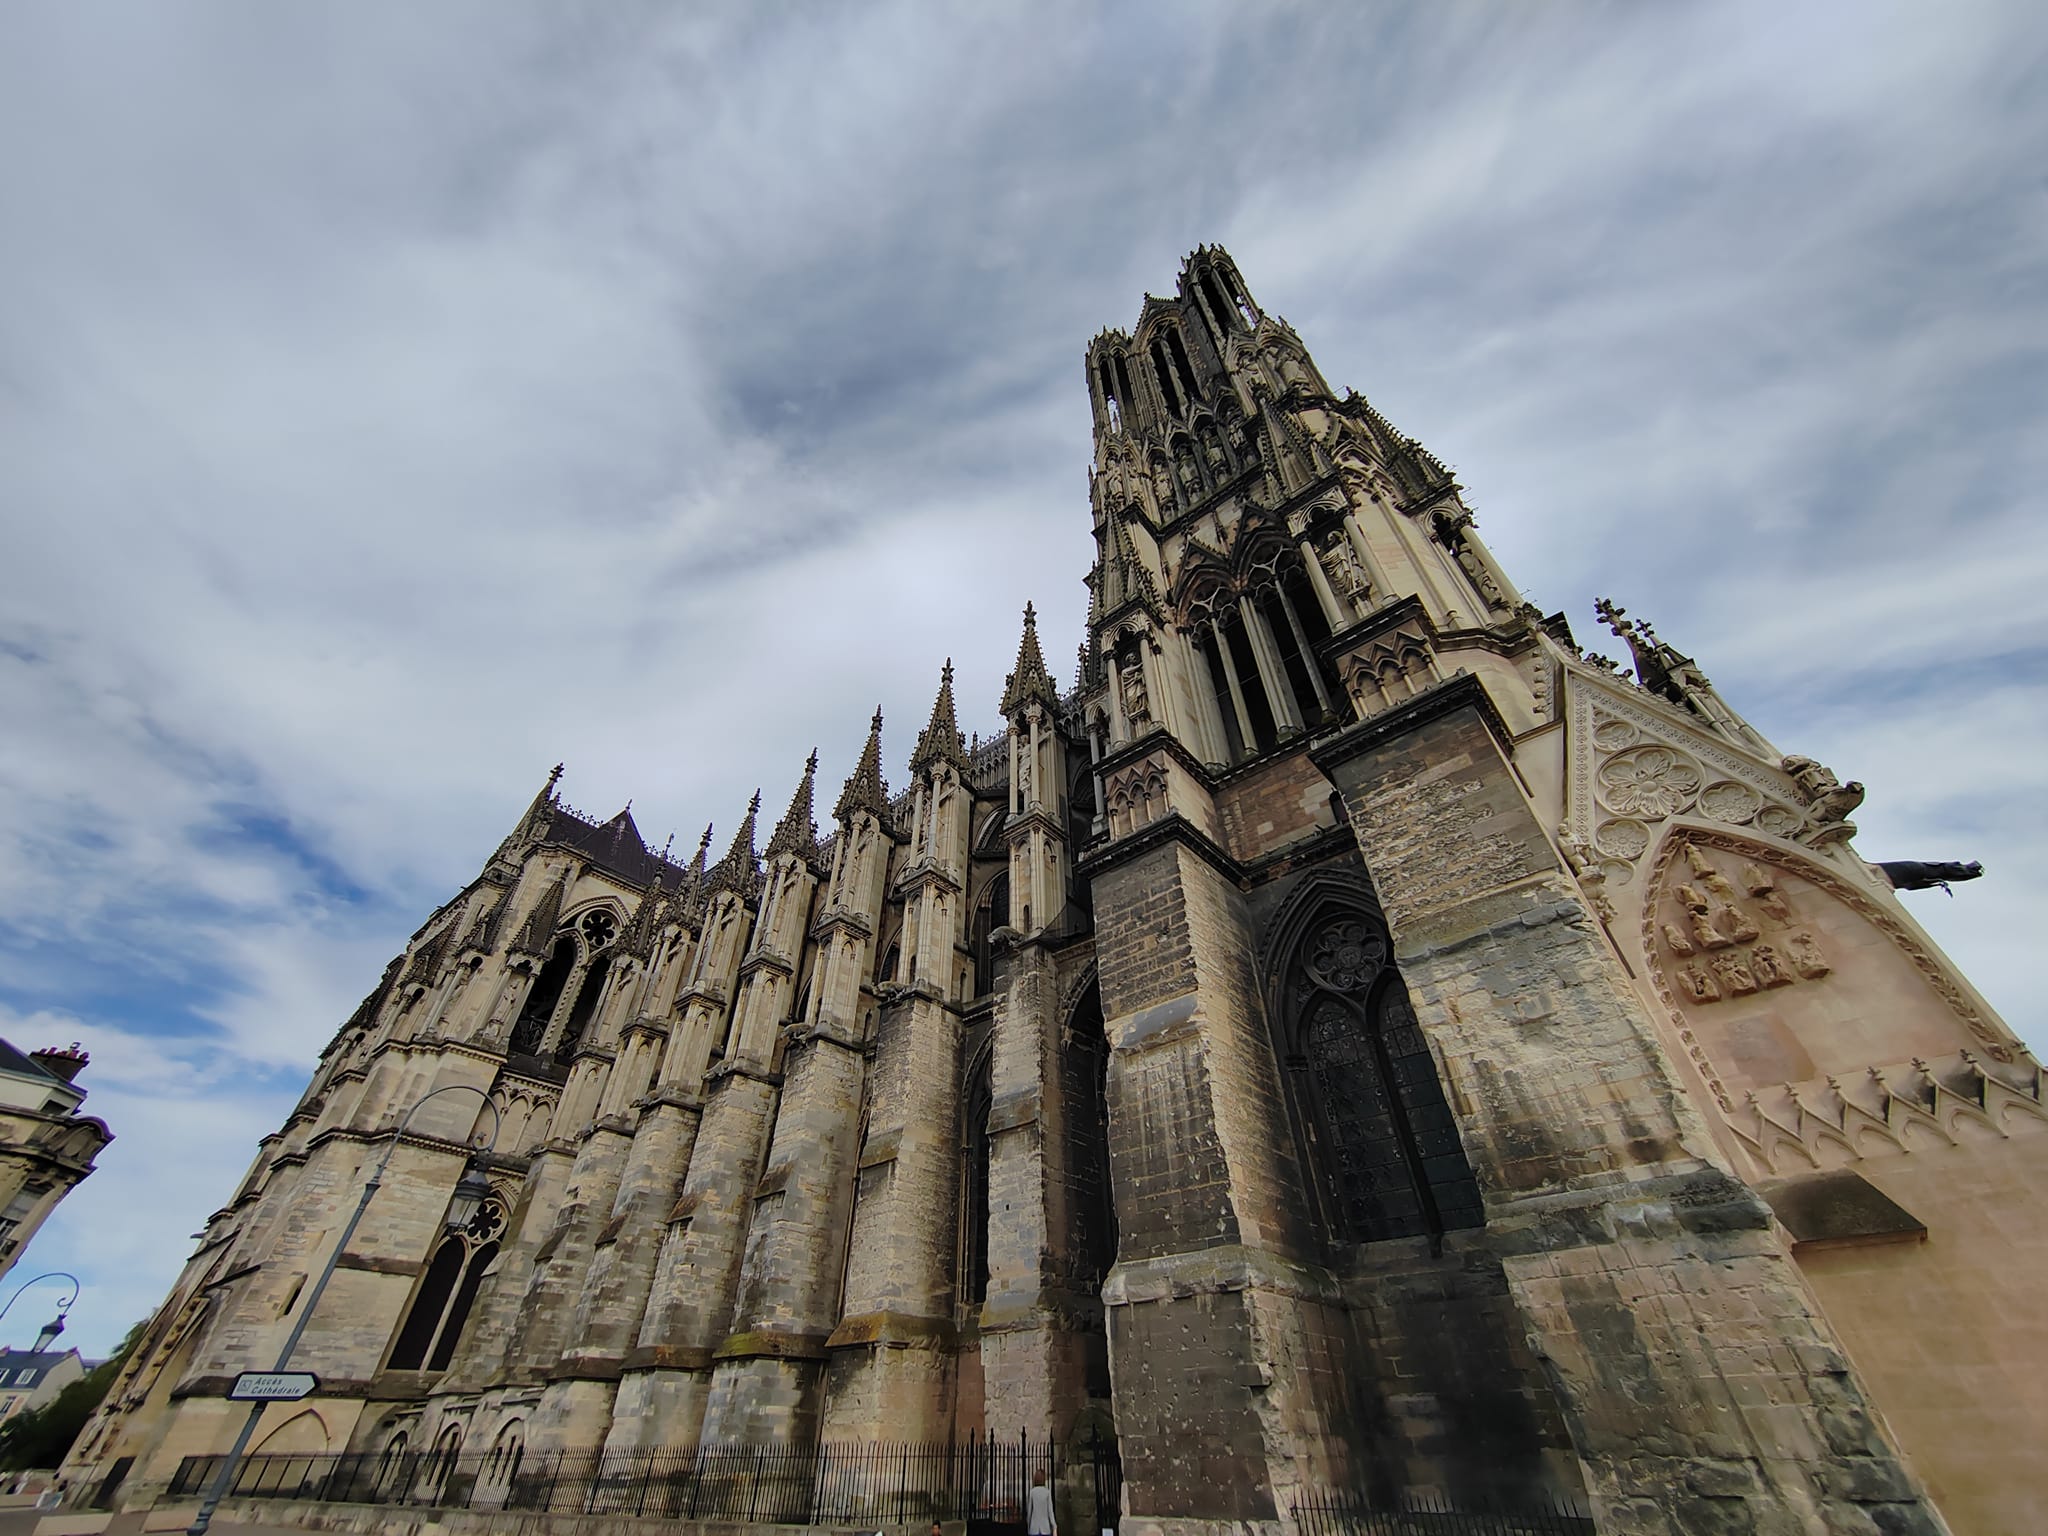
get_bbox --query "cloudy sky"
[2,2,2042,1354]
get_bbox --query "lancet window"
[971,871,1010,998]
[386,1196,507,1372]
[1268,894,1483,1245]
[509,937,573,1058]
[1180,541,1340,764]
[960,1048,994,1313]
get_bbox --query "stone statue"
[1740,860,1794,924]
[1324,538,1370,602]
[1782,754,1865,836]
[1750,944,1792,988]
[1120,661,1151,726]
[1711,952,1759,996]
[1680,964,1721,1003]
[1175,443,1201,499]
[1678,885,1733,949]
[1786,932,1831,979]
[1152,458,1175,512]
[1713,900,1760,944]
[1663,922,1696,958]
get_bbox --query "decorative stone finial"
[706,793,762,900]
[911,660,969,773]
[835,708,891,823]
[1001,601,1060,717]
[766,750,821,861]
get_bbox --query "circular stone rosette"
[1698,780,1764,825]
[1594,817,1651,860]
[1596,745,1702,819]
[1591,717,1639,752]
[1754,804,1803,838]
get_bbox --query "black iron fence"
[1294,1488,1595,1536]
[171,1433,1093,1527]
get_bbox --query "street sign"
[227,1371,319,1402]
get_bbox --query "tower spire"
[1096,512,1160,622]
[706,792,762,899]
[835,708,890,823]
[620,871,667,959]
[509,871,567,958]
[1001,602,1060,717]
[910,660,969,773]
[514,762,565,843]
[766,751,821,860]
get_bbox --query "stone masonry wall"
[1314,682,1949,1536]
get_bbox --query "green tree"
[0,1322,145,1473]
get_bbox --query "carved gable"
[1638,828,2028,1163]
[1564,669,1807,904]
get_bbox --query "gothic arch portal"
[1261,869,1484,1245]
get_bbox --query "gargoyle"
[1877,860,1985,895]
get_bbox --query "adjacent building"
[0,1043,110,1285]
[0,1348,86,1423]
[64,250,2042,1536]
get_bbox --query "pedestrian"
[1026,1469,1056,1536]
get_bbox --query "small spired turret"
[705,794,763,903]
[833,708,891,826]
[1594,598,1771,753]
[764,751,821,864]
[1001,602,1061,717]
[910,659,969,774]
[999,602,1074,937]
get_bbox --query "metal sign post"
[186,1084,499,1536]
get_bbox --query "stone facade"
[66,249,2042,1534]
[0,1040,110,1286]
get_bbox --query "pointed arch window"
[553,954,610,1064]
[960,1048,993,1312]
[1270,897,1483,1243]
[510,937,575,1058]
[386,1197,506,1372]
[972,871,1010,997]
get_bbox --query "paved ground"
[0,1516,324,1536]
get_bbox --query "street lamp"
[187,1084,501,1536]
[0,1272,80,1353]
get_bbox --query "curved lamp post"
[0,1272,80,1352]
[188,1084,500,1536]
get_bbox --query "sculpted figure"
[1663,922,1696,958]
[1324,538,1371,601]
[1175,442,1201,499]
[1713,901,1760,944]
[1782,754,1865,832]
[1750,944,1793,988]
[1120,661,1151,726]
[1739,861,1794,923]
[1680,964,1721,1003]
[1678,885,1733,949]
[1787,932,1831,979]
[1711,952,1759,995]
[1151,459,1175,511]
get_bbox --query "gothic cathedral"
[69,251,2043,1536]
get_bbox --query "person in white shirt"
[1026,1469,1056,1536]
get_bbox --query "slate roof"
[0,1040,62,1085]
[544,806,693,890]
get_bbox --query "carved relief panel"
[1640,830,2022,1142]
[1565,675,1812,908]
